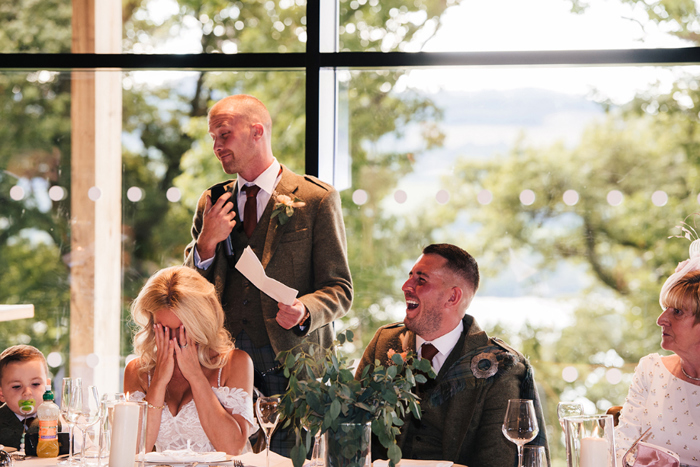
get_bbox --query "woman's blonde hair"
[131,266,234,375]
[660,269,700,325]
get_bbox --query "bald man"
[184,95,353,455]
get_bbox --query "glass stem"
[81,427,88,466]
[266,435,270,467]
[69,424,74,461]
[517,444,523,467]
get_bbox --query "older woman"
[124,266,255,455]
[615,268,700,466]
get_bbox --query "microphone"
[209,184,236,268]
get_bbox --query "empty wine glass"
[557,402,583,430]
[75,386,102,466]
[255,396,281,467]
[59,377,82,466]
[502,399,539,467]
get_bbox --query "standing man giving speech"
[184,94,353,455]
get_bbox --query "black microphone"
[209,184,236,268]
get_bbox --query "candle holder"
[100,399,147,467]
[563,414,615,467]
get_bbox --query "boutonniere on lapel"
[387,331,411,363]
[271,193,305,226]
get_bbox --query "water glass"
[522,445,547,467]
[557,402,584,430]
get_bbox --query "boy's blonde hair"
[0,345,49,384]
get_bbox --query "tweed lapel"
[261,167,299,268]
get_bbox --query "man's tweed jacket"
[184,165,353,356]
[355,315,549,467]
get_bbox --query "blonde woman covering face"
[123,266,255,455]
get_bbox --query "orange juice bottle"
[36,385,59,458]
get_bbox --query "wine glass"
[59,377,82,466]
[502,399,539,467]
[75,386,102,467]
[255,396,281,467]
[557,402,583,430]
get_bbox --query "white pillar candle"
[109,402,140,467]
[580,436,610,467]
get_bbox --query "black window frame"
[2,0,700,176]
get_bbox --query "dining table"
[16,451,292,467]
[16,454,460,467]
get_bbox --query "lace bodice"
[131,386,255,452]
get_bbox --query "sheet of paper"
[235,246,298,305]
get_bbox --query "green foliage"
[278,331,435,467]
[0,0,71,53]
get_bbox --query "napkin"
[235,246,298,305]
[373,460,453,467]
[145,449,228,463]
[235,451,291,467]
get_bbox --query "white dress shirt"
[195,158,282,269]
[416,319,464,374]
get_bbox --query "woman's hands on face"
[173,325,203,382]
[152,323,176,387]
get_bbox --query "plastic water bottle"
[36,385,60,458]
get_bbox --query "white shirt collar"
[237,158,281,196]
[416,319,464,361]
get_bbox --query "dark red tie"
[242,184,261,238]
[421,343,439,366]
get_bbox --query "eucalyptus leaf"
[330,398,341,419]
[388,444,402,466]
[290,444,307,467]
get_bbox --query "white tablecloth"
[19,451,292,467]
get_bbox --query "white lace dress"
[615,353,700,467]
[131,368,256,452]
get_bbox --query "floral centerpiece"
[278,330,435,467]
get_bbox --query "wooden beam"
[70,0,122,393]
[0,305,34,322]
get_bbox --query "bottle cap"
[42,385,54,401]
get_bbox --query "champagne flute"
[255,396,281,467]
[557,402,583,430]
[502,399,539,467]
[75,386,102,467]
[301,418,324,467]
[59,378,82,466]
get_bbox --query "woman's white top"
[131,367,255,452]
[615,353,700,467]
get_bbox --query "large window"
[3,1,700,464]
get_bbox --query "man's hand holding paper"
[235,247,305,327]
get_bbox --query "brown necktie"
[421,342,439,366]
[242,184,261,238]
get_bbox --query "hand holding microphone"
[197,186,237,264]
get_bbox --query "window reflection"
[341,64,700,462]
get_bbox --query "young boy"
[0,345,50,449]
